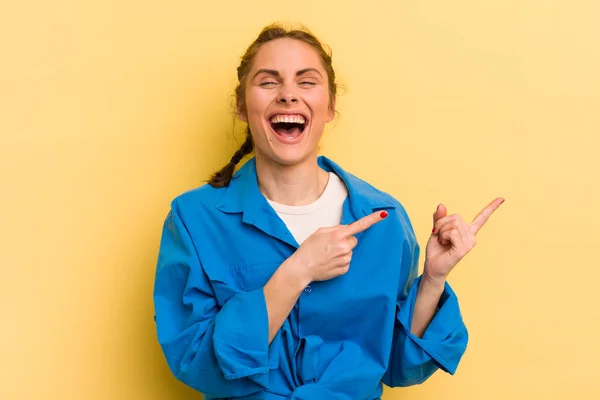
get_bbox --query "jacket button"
[304,286,312,293]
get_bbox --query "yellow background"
[2,0,599,399]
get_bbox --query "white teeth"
[269,114,306,124]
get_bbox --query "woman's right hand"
[288,210,389,282]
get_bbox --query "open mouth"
[269,117,308,140]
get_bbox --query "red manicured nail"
[432,227,436,233]
[380,211,388,218]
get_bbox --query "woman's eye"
[260,81,315,87]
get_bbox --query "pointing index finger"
[470,197,504,235]
[343,211,388,237]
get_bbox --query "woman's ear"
[326,98,336,123]
[236,101,248,122]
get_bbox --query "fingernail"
[380,211,388,219]
[501,198,505,204]
[432,227,436,234]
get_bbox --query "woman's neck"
[255,155,330,206]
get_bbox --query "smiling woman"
[152,22,481,400]
[206,25,338,187]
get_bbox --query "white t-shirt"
[266,172,349,245]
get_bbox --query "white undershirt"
[266,172,349,245]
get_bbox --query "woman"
[153,23,504,399]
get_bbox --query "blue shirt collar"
[215,156,396,219]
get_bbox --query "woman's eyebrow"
[253,68,323,79]
[297,68,322,77]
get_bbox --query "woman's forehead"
[252,39,324,73]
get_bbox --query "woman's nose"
[277,89,298,104]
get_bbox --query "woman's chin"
[261,146,316,167]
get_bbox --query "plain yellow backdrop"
[2,0,599,399]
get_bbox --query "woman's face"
[239,38,334,166]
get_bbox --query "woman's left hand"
[423,197,505,285]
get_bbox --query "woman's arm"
[154,202,283,397]
[410,274,445,337]
[387,198,504,384]
[381,210,468,388]
[266,210,388,343]
[264,258,309,343]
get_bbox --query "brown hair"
[207,23,339,188]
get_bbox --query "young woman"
[153,23,504,400]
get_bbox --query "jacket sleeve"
[153,201,279,397]
[381,214,468,387]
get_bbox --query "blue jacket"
[153,155,468,399]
